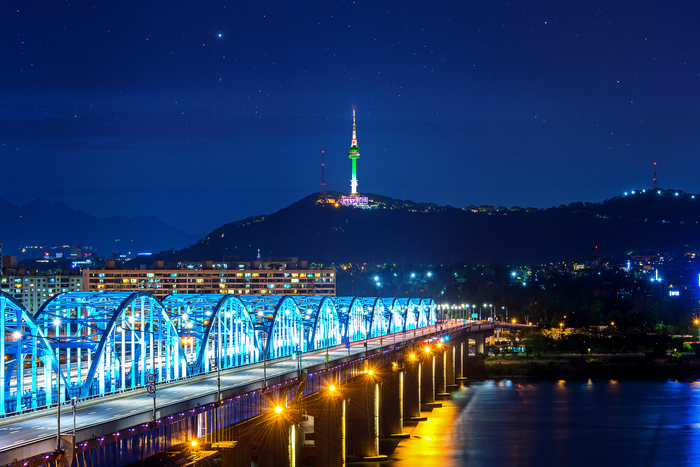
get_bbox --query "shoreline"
[471,353,700,380]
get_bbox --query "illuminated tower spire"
[653,161,659,189]
[348,107,360,194]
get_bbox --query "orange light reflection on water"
[379,399,462,467]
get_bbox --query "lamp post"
[53,318,62,453]
[217,347,221,403]
[262,338,268,388]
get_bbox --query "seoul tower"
[348,106,360,194]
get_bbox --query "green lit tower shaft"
[349,106,360,194]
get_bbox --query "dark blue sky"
[1,1,698,234]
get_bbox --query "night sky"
[1,1,698,234]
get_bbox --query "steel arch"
[421,298,436,326]
[294,296,341,350]
[162,294,259,373]
[397,298,422,331]
[0,292,59,414]
[332,297,366,343]
[34,292,186,399]
[357,297,389,338]
[380,298,405,334]
[236,295,304,359]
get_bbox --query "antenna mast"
[317,150,328,203]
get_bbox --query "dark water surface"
[384,379,700,467]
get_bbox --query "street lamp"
[53,318,62,452]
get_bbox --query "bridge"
[0,291,516,467]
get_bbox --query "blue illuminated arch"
[162,294,259,373]
[34,292,186,399]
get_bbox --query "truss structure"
[0,292,435,415]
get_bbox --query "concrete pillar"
[346,377,381,460]
[455,341,466,380]
[308,395,346,467]
[420,354,435,405]
[223,419,253,467]
[475,333,486,355]
[445,345,457,389]
[435,349,447,397]
[256,418,297,467]
[403,358,422,420]
[380,366,407,438]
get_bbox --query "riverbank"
[472,353,700,379]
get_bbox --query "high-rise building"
[82,258,336,299]
[0,268,83,314]
[70,243,84,260]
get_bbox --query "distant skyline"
[1,1,698,235]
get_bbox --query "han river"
[378,379,700,467]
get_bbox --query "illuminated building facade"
[82,261,336,298]
[0,271,83,314]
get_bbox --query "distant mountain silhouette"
[152,188,700,265]
[0,198,201,259]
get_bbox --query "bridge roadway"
[0,321,492,465]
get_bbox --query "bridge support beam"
[445,344,457,389]
[313,397,347,467]
[475,333,486,355]
[455,341,466,380]
[403,358,423,420]
[380,364,408,438]
[221,411,298,467]
[435,349,447,397]
[346,377,382,460]
[421,354,439,408]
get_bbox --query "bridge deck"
[0,322,487,465]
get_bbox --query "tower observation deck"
[340,107,369,207]
[349,106,360,194]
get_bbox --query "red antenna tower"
[317,150,328,203]
[653,162,658,189]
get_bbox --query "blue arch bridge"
[0,291,509,467]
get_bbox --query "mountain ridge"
[0,198,202,259]
[149,188,700,265]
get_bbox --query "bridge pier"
[475,333,486,355]
[435,347,447,397]
[455,341,466,380]
[220,410,299,467]
[420,353,440,409]
[445,344,457,389]
[379,363,408,438]
[345,375,382,460]
[308,396,346,467]
[403,356,423,420]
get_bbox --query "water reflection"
[379,379,700,467]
